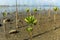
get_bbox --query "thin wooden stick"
[29,31,33,40]
[3,19,7,39]
[15,0,18,29]
[48,9,50,18]
[28,26,33,40]
[27,11,31,16]
[54,11,57,23]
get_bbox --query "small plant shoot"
[53,7,58,11]
[26,27,33,32]
[2,11,7,17]
[26,8,30,12]
[25,15,37,40]
[33,8,37,12]
[25,15,37,25]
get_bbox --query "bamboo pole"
[54,11,57,23]
[48,4,51,18]
[27,26,33,40]
[26,24,33,40]
[29,31,33,40]
[48,9,50,18]
[15,0,18,29]
[26,9,31,16]
[3,19,7,39]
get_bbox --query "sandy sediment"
[0,10,60,40]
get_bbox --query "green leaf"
[33,8,37,12]
[53,7,58,11]
[25,15,37,24]
[2,11,7,17]
[26,8,30,12]
[33,19,37,24]
[26,27,33,32]
[25,18,29,23]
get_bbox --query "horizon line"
[0,5,59,7]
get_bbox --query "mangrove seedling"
[26,27,33,40]
[33,8,38,17]
[53,7,58,11]
[26,8,31,16]
[25,15,37,25]
[2,11,7,38]
[33,8,37,12]
[25,15,37,40]
[53,7,58,23]
[26,8,30,12]
[2,11,7,18]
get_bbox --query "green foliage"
[53,7,58,11]
[26,8,30,12]
[26,27,33,32]
[25,15,37,24]
[33,8,37,12]
[2,11,7,17]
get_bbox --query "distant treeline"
[0,5,58,7]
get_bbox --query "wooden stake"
[48,9,50,18]
[15,0,18,29]
[54,14,56,23]
[15,12,18,28]
[54,11,57,23]
[3,19,7,39]
[28,31,33,40]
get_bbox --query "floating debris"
[6,19,12,22]
[10,22,13,24]
[0,24,3,26]
[3,19,7,23]
[9,30,19,34]
[24,39,28,40]
[7,12,11,15]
